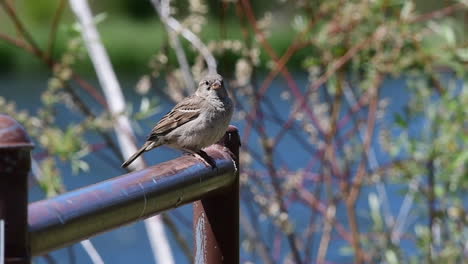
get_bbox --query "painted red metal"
[0,115,34,264]
[194,125,240,264]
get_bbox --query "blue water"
[0,74,456,263]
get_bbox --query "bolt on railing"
[0,114,240,264]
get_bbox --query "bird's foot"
[193,150,217,169]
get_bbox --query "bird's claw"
[193,150,217,169]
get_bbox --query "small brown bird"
[122,73,233,168]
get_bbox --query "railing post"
[0,115,33,264]
[194,126,240,264]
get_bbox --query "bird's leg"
[193,150,217,168]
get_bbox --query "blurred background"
[1,0,467,263]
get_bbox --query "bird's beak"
[211,80,222,90]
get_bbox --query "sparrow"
[122,73,233,169]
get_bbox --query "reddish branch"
[239,11,322,142]
[239,0,327,142]
[0,32,34,52]
[254,86,304,264]
[242,41,311,142]
[72,74,108,106]
[410,2,465,23]
[298,189,351,242]
[0,0,47,62]
[346,74,382,264]
[0,14,107,108]
[0,3,121,158]
[270,1,465,148]
[274,31,377,147]
[46,0,67,60]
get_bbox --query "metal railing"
[0,114,240,264]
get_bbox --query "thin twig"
[239,0,322,138]
[240,208,275,264]
[345,74,382,264]
[238,0,326,139]
[427,158,435,264]
[347,74,382,202]
[410,2,465,23]
[392,178,419,243]
[150,0,217,74]
[161,214,193,261]
[153,0,195,93]
[0,32,34,53]
[248,51,303,263]
[343,80,394,228]
[316,204,336,263]
[0,0,48,62]
[276,29,378,144]
[0,11,121,161]
[47,0,67,60]
[0,32,109,108]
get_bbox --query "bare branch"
[152,0,195,93]
[151,0,217,74]
[343,81,394,228]
[46,0,67,60]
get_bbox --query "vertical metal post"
[1,219,4,264]
[0,115,34,264]
[194,126,240,264]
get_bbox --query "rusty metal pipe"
[29,128,239,256]
[194,126,240,264]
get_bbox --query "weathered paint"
[193,126,240,264]
[195,212,206,264]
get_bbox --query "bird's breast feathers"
[167,98,232,150]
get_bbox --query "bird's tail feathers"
[121,141,155,168]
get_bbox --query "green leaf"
[385,250,399,264]
[394,113,408,128]
[339,245,354,256]
[400,1,415,21]
[456,48,468,62]
[369,192,383,230]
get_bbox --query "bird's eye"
[204,81,209,86]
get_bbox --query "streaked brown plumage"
[122,73,233,168]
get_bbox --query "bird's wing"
[148,96,202,138]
